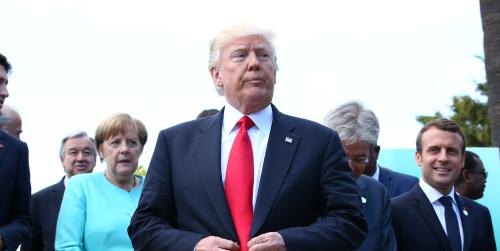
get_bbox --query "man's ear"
[415,151,422,166]
[210,67,222,87]
[462,169,474,184]
[372,145,381,160]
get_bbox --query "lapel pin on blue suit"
[361,196,367,204]
[463,207,469,216]
[285,136,293,144]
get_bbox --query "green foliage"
[416,83,491,146]
[134,165,147,176]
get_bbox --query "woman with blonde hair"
[55,113,147,251]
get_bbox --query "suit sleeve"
[0,142,31,251]
[55,179,86,251]
[483,207,496,251]
[128,132,204,251]
[379,186,397,251]
[277,132,368,251]
[20,196,42,251]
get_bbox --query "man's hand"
[195,236,240,251]
[0,235,4,249]
[248,232,286,251]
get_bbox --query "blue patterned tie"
[439,196,461,251]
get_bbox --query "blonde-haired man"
[129,25,367,251]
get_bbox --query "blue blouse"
[55,172,143,251]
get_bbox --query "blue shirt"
[55,172,143,251]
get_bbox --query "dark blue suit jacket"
[357,175,396,251]
[378,166,418,198]
[22,178,65,251]
[0,131,31,251]
[129,106,367,251]
[391,185,496,251]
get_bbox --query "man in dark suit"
[377,164,418,198]
[391,119,496,251]
[22,131,96,251]
[128,25,367,251]
[325,101,418,198]
[325,101,396,251]
[0,53,31,251]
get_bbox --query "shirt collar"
[372,164,381,181]
[419,179,457,205]
[222,102,273,135]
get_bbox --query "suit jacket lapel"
[456,194,471,251]
[379,167,393,195]
[0,132,6,163]
[357,177,368,212]
[251,107,299,237]
[53,178,65,209]
[413,186,451,251]
[195,110,237,239]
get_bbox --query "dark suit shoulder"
[32,179,64,200]
[459,196,492,216]
[0,130,28,151]
[391,187,417,208]
[381,167,418,182]
[359,176,386,194]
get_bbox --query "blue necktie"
[439,196,461,251]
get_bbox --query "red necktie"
[225,116,255,251]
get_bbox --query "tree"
[417,83,490,146]
[134,165,147,176]
[480,0,500,149]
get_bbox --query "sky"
[0,0,486,192]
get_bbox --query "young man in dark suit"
[22,131,96,251]
[0,53,31,251]
[128,25,367,251]
[391,119,496,251]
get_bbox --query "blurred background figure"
[22,131,96,251]
[325,101,396,251]
[455,150,488,200]
[0,52,31,251]
[55,113,147,251]
[324,101,418,198]
[196,108,219,119]
[0,105,23,140]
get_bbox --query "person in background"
[55,113,147,251]
[22,131,96,251]
[196,108,219,119]
[325,101,418,198]
[128,24,366,251]
[0,105,23,139]
[455,150,488,200]
[325,101,396,251]
[391,119,496,251]
[0,53,31,251]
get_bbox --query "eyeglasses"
[347,156,370,167]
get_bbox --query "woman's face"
[100,126,142,177]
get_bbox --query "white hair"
[208,24,279,95]
[324,101,380,145]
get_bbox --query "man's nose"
[437,149,449,161]
[247,52,260,70]
[76,152,86,160]
[0,84,9,97]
